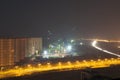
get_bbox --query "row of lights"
[12,58,120,70]
[1,58,119,72]
[0,58,120,79]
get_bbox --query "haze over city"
[0,0,120,40]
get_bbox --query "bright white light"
[80,42,83,45]
[92,40,97,46]
[71,40,74,43]
[43,50,49,58]
[43,50,48,55]
[67,45,72,51]
[92,40,120,57]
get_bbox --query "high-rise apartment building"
[0,39,14,66]
[0,37,42,67]
[27,38,42,56]
[14,38,27,63]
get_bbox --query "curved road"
[91,40,120,57]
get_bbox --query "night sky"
[0,0,120,40]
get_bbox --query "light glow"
[66,45,72,51]
[92,40,120,57]
[0,58,120,79]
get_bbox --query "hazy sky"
[0,0,120,40]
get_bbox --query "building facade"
[0,37,42,67]
[14,38,28,63]
[0,39,14,66]
[27,38,42,56]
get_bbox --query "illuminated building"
[14,38,28,63]
[0,38,14,66]
[27,38,42,56]
[0,37,42,67]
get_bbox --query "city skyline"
[0,1,120,80]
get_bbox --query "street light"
[27,64,31,68]
[15,66,19,69]
[38,63,41,67]
[67,61,71,65]
[76,60,80,64]
[58,62,62,66]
